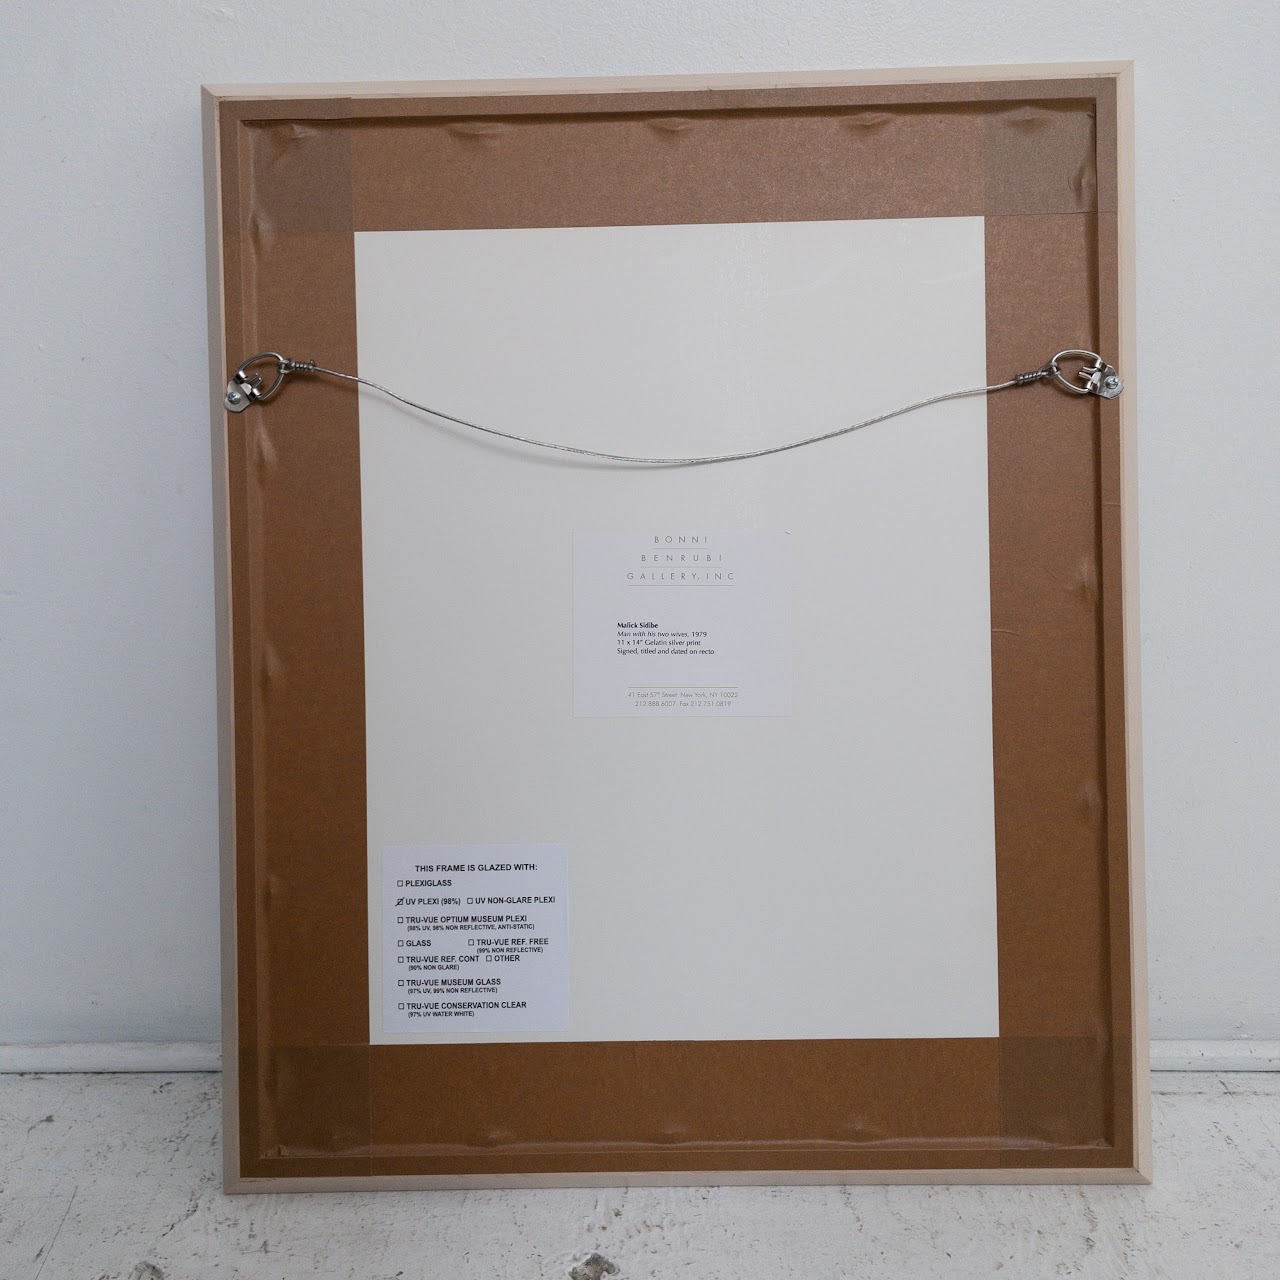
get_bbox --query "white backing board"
[357,217,1000,1045]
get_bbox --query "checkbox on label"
[397,880,403,887]
[398,980,404,987]
[398,1003,404,1010]
[398,940,404,947]
[397,956,404,963]
[397,916,404,924]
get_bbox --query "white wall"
[1,1,1276,1046]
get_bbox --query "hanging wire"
[223,349,1123,466]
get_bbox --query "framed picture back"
[203,64,1147,1190]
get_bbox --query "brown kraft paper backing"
[211,75,1136,1181]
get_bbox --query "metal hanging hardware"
[1045,349,1124,400]
[224,353,317,411]
[224,347,1124,466]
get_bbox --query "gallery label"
[573,531,791,717]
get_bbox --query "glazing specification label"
[381,844,568,1034]
[573,530,792,717]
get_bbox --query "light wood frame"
[204,62,1147,1191]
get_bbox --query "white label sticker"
[573,531,791,717]
[381,844,568,1034]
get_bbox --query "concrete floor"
[1,1073,1276,1280]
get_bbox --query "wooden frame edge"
[225,1165,1150,1194]
[200,60,1135,103]
[1113,60,1153,1185]
[202,84,242,1193]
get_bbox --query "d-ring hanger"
[1047,349,1124,400]
[225,352,316,413]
